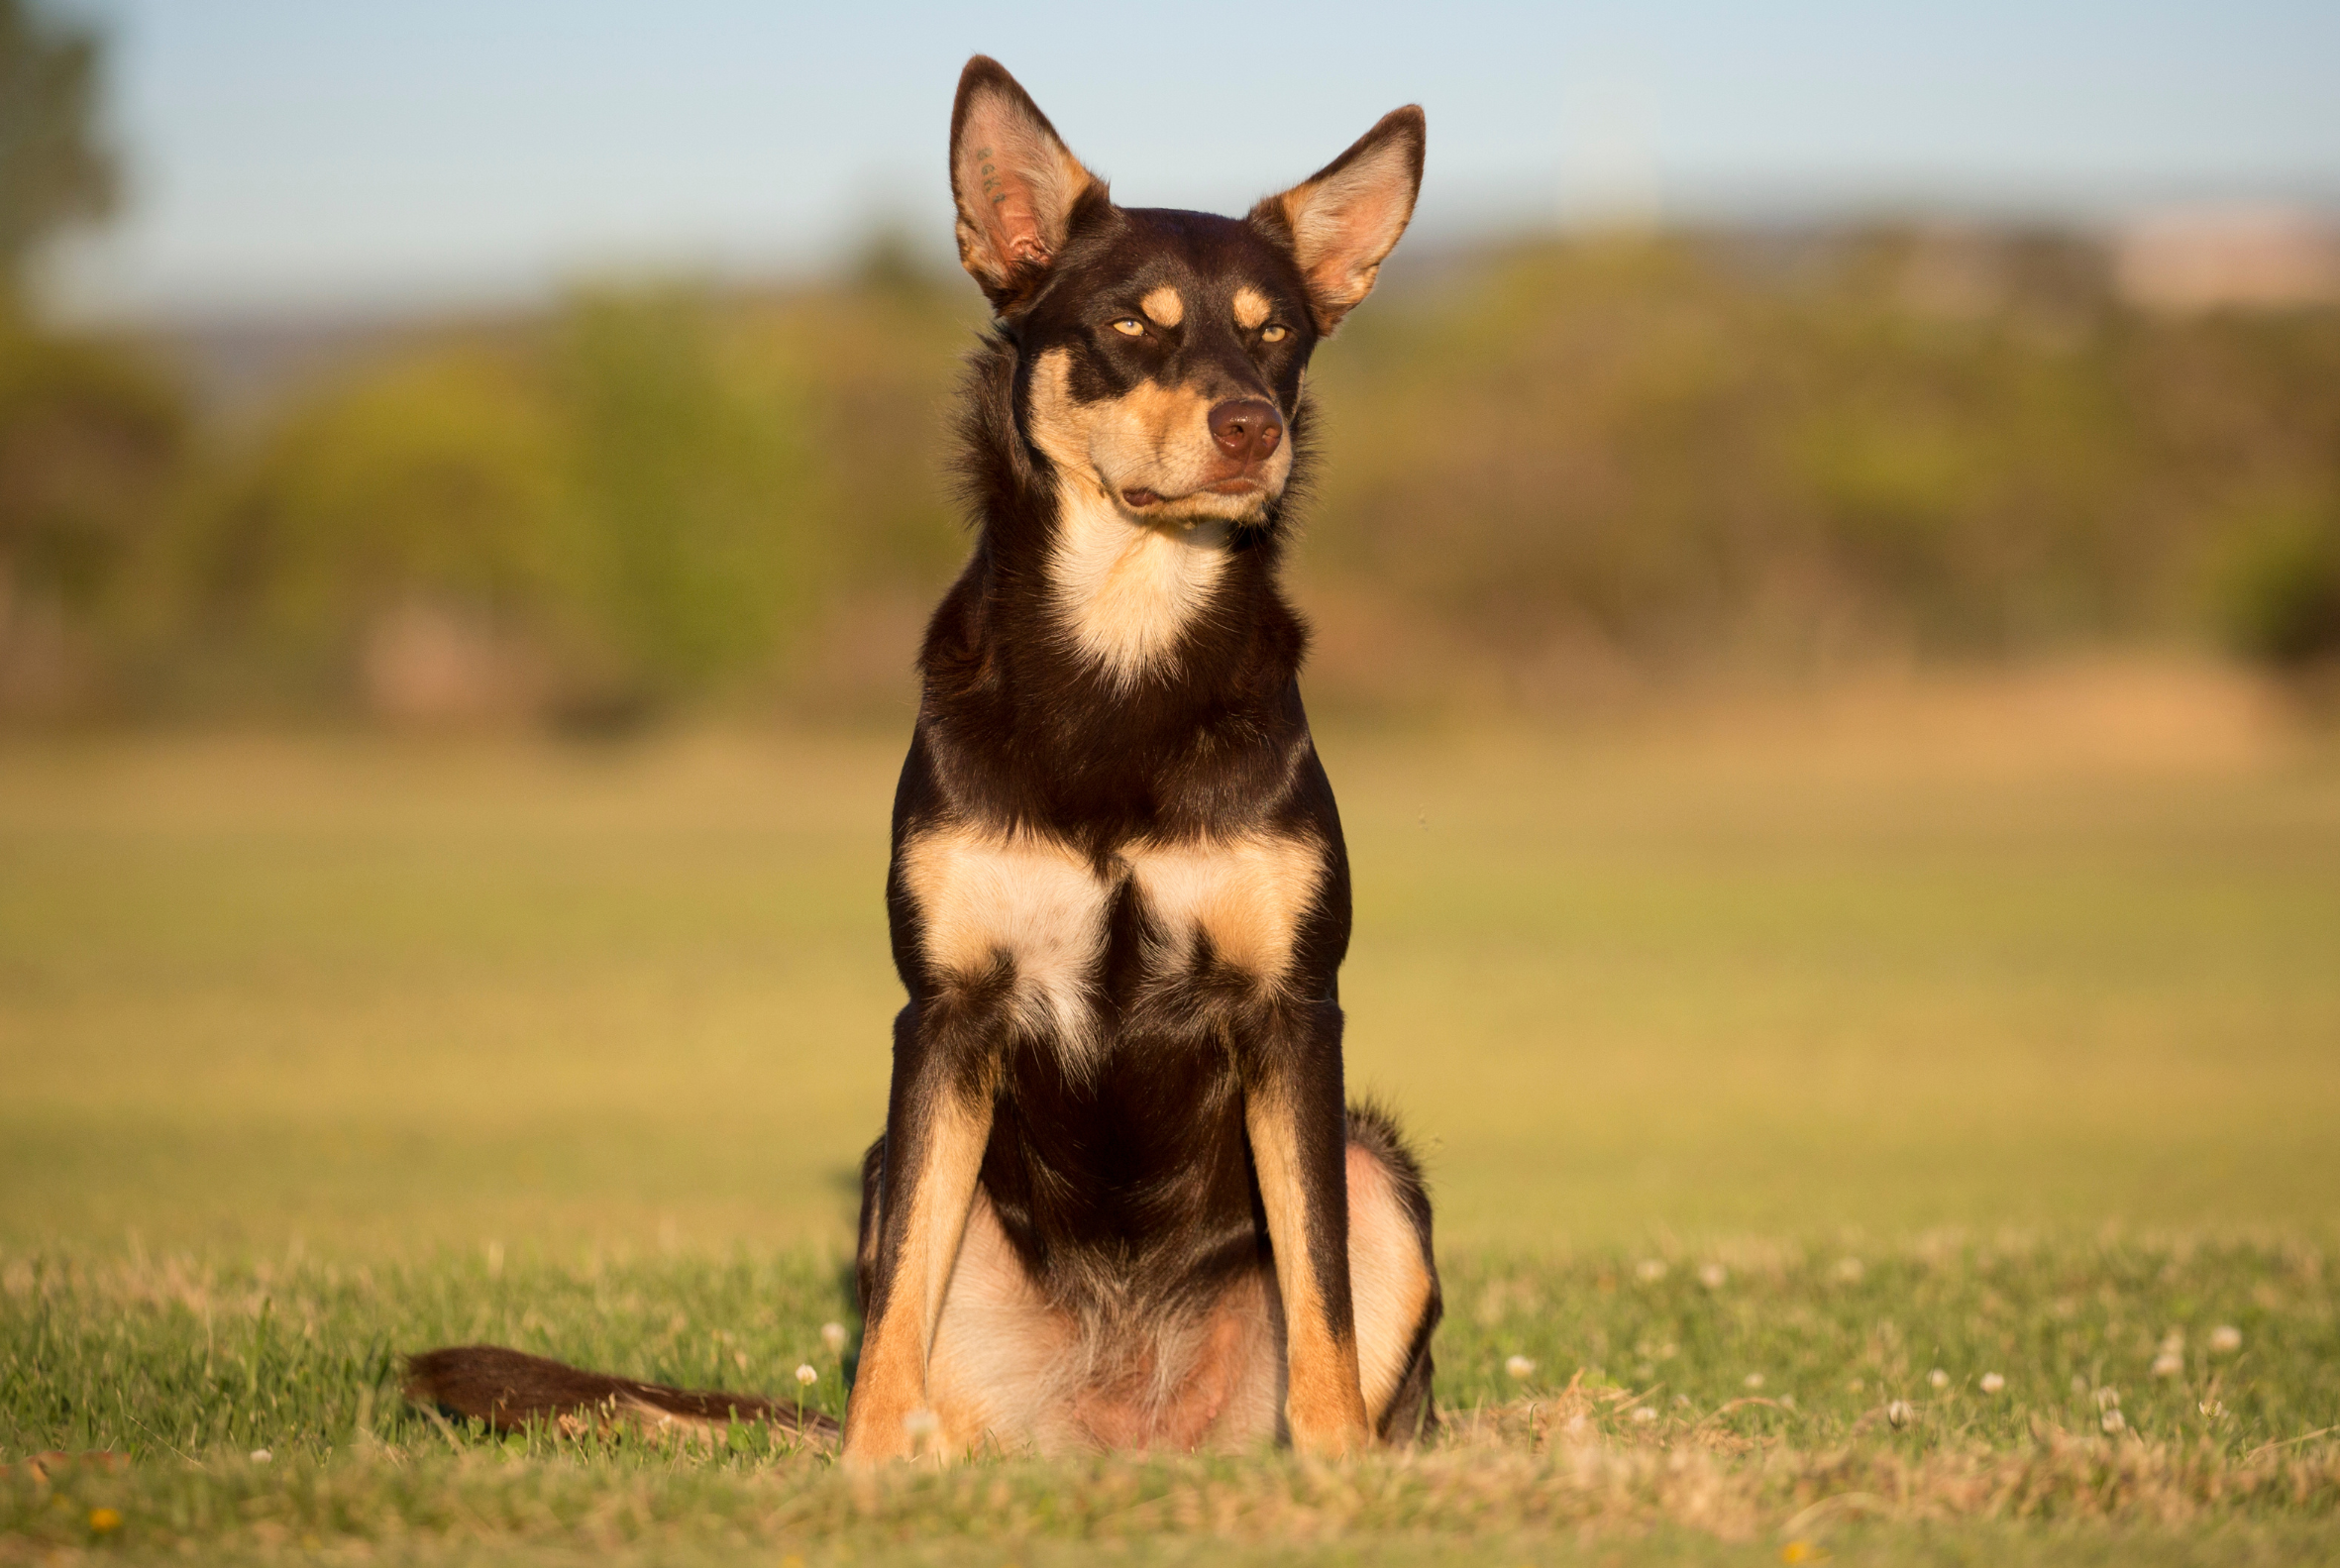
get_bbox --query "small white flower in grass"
[902,1408,939,1438]
[821,1321,847,1356]
[249,1449,271,1464]
[1505,1354,1536,1380]
[1636,1259,1667,1283]
[1885,1400,1913,1429]
[1699,1263,1728,1290]
[795,1363,818,1387]
[2209,1324,2242,1353]
[1631,1406,1657,1423]
[1928,1368,1949,1390]
[2095,1387,2120,1411]
[1980,1372,2006,1395]
[1744,1372,1765,1390]
[2152,1351,2183,1378]
[2101,1409,2126,1434]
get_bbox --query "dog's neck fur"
[914,333,1314,842]
[1046,483,1232,689]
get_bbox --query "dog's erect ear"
[949,56,1105,312]
[1250,107,1426,335]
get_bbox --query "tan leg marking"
[1345,1144,1435,1422]
[1232,286,1272,329]
[840,1089,994,1465]
[1124,832,1324,987]
[900,824,1113,1067]
[1140,285,1185,327]
[1245,1088,1370,1455]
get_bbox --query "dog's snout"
[1208,399,1283,464]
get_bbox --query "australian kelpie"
[408,54,1437,1463]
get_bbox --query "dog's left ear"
[1250,107,1426,336]
[949,56,1106,313]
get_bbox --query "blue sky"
[40,0,2340,321]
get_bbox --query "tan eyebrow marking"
[1232,287,1271,329]
[1140,286,1185,327]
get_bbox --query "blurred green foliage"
[3,227,2340,722]
[1307,231,2340,679]
[2212,501,2340,668]
[0,0,115,273]
[183,347,564,668]
[159,290,843,720]
[0,299,183,712]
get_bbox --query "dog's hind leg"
[921,1187,1082,1454]
[854,1132,887,1320]
[1210,1103,1442,1449]
[1345,1102,1441,1441]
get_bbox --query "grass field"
[4,661,2338,1562]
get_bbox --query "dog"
[407,54,1437,1464]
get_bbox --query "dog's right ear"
[949,56,1104,313]
[1249,106,1426,336]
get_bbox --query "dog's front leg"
[1245,997,1372,1455]
[841,999,996,1465]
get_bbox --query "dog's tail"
[402,1345,838,1443]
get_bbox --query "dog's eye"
[1111,318,1145,337]
[1259,324,1290,345]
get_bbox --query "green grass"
[5,1239,2336,1562]
[3,686,2338,1561]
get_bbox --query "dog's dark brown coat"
[407,55,1437,1464]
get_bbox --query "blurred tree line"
[3,0,2338,724]
[1301,230,2340,708]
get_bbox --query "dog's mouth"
[1118,477,1265,510]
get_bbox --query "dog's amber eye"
[1111,318,1145,337]
[1259,324,1290,344]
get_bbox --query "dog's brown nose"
[1208,399,1282,464]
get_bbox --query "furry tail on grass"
[403,1345,839,1443]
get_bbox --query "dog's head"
[949,56,1425,531]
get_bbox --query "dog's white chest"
[901,827,1112,1056]
[1120,836,1324,983]
[900,827,1325,1063]
[1048,489,1229,687]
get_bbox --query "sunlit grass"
[4,1237,2335,1562]
[4,688,2335,1252]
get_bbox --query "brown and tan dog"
[409,54,1438,1465]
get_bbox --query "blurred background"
[6,0,2339,724]
[2,0,2337,1253]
